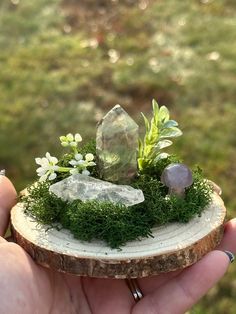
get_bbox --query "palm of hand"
[0,176,235,314]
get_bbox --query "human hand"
[0,175,235,314]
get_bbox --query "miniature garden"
[22,101,211,248]
[1,0,236,312]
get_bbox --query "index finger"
[0,174,17,236]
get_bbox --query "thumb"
[0,174,17,236]
[134,251,230,314]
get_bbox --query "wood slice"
[11,193,226,279]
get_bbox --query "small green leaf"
[155,140,173,150]
[148,140,172,159]
[154,153,170,161]
[137,157,145,171]
[143,144,153,158]
[152,99,159,124]
[152,99,159,115]
[163,120,178,128]
[138,138,144,158]
[147,123,159,144]
[159,106,169,123]
[141,112,150,133]
[160,127,183,138]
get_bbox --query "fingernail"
[0,169,6,176]
[224,251,235,263]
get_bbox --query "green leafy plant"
[138,99,182,171]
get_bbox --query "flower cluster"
[36,152,59,182]
[60,133,82,150]
[69,153,95,176]
[35,133,96,182]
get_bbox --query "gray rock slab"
[49,174,144,207]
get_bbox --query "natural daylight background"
[0,0,235,312]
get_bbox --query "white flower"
[59,133,83,148]
[68,152,96,177]
[59,135,69,147]
[70,141,77,147]
[85,153,94,162]
[61,141,68,147]
[82,169,90,176]
[69,168,79,175]
[66,133,74,141]
[87,161,96,166]
[35,152,59,182]
[69,154,84,166]
[75,133,82,142]
[85,153,96,166]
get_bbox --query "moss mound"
[22,164,212,249]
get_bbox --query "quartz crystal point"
[49,174,144,206]
[96,105,139,183]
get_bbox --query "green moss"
[22,166,212,249]
[79,138,96,156]
[23,182,65,225]
[139,154,182,178]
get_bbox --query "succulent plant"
[138,99,182,171]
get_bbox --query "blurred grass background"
[0,0,235,312]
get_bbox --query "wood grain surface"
[11,193,226,278]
